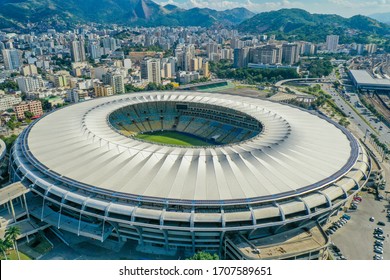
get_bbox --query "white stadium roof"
[25,91,356,203]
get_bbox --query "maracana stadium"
[9,91,371,259]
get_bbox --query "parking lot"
[329,191,390,260]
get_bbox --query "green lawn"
[1,250,32,260]
[134,131,209,147]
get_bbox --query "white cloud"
[155,0,390,16]
[328,0,390,8]
[157,0,304,12]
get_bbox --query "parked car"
[343,214,351,220]
[374,235,385,240]
[374,248,383,254]
[375,240,383,246]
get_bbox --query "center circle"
[108,100,263,147]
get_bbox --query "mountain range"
[0,0,255,29]
[238,9,390,43]
[0,0,388,48]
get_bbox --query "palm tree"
[5,226,21,260]
[0,238,12,260]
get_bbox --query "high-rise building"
[326,35,339,52]
[301,42,316,56]
[164,63,172,78]
[365,44,377,54]
[94,83,114,97]
[2,49,21,70]
[54,74,69,88]
[22,64,38,76]
[233,48,250,68]
[16,76,43,93]
[207,43,219,59]
[111,75,125,95]
[231,38,244,49]
[168,57,176,75]
[141,58,162,84]
[282,43,299,65]
[202,61,210,78]
[102,37,117,52]
[250,45,282,65]
[89,41,102,59]
[123,59,132,70]
[183,45,195,72]
[70,40,86,62]
[190,57,203,72]
[282,43,300,65]
[221,48,233,60]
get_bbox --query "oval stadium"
[9,91,371,260]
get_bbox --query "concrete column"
[9,198,16,222]
[40,197,46,221]
[23,194,30,219]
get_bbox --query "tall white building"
[141,58,162,84]
[326,35,339,52]
[111,75,125,95]
[2,49,21,70]
[70,40,86,62]
[183,45,195,72]
[123,59,132,70]
[16,76,43,93]
[88,41,102,59]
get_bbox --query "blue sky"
[154,0,390,17]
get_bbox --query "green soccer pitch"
[134,131,210,147]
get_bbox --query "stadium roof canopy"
[25,91,357,204]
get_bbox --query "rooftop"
[24,91,356,204]
[349,70,390,87]
[229,224,328,259]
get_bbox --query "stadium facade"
[9,91,371,259]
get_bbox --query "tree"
[24,111,34,119]
[0,238,12,260]
[146,82,159,91]
[125,84,143,93]
[0,134,18,152]
[0,80,18,91]
[187,251,219,260]
[5,226,21,260]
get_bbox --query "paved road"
[320,84,390,147]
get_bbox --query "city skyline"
[156,0,390,18]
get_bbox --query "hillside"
[0,0,255,29]
[238,9,390,44]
